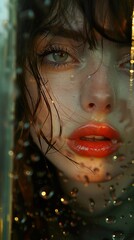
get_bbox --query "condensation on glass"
[0,0,16,239]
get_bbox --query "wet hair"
[16,0,134,153]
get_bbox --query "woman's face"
[26,8,134,185]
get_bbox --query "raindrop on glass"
[39,186,54,199]
[16,152,23,160]
[24,166,33,176]
[112,231,125,240]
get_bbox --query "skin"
[26,9,134,227]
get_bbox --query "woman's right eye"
[37,45,79,71]
[45,51,74,64]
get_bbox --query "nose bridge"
[80,64,115,113]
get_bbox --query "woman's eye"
[117,55,131,73]
[46,51,73,64]
[37,45,79,71]
[119,61,130,71]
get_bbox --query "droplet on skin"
[89,198,95,213]
[113,199,122,206]
[70,187,79,198]
[105,216,116,224]
[93,168,100,174]
[109,185,116,200]
[113,155,117,161]
[118,154,126,162]
[83,175,90,186]
[131,159,134,164]
[112,231,125,240]
[128,197,133,202]
[105,172,112,181]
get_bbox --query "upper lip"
[68,122,121,141]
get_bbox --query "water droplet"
[70,221,77,227]
[8,150,14,157]
[89,198,95,213]
[31,154,40,162]
[9,172,18,179]
[105,172,112,180]
[24,122,30,129]
[104,199,111,207]
[55,209,60,215]
[14,216,19,222]
[83,175,90,186]
[23,141,30,147]
[128,197,133,201]
[70,187,78,197]
[39,186,54,199]
[60,197,68,205]
[129,212,133,218]
[122,188,126,193]
[109,185,116,200]
[70,74,74,79]
[16,152,23,160]
[106,216,116,224]
[93,168,100,173]
[112,231,125,240]
[113,199,122,206]
[24,167,33,176]
[131,159,134,164]
[113,155,117,161]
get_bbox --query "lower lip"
[67,139,120,158]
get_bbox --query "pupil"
[53,52,68,62]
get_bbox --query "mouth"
[67,123,121,158]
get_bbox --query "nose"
[80,69,115,114]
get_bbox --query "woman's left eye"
[117,55,131,73]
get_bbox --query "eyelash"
[117,54,131,73]
[37,45,79,70]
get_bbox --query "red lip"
[67,123,121,158]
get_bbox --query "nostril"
[106,104,111,111]
[89,103,95,108]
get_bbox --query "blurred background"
[0,0,16,239]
